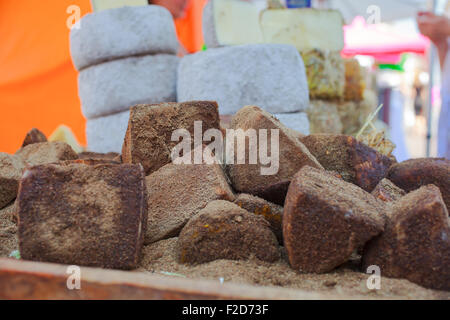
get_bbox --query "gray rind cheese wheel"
[274,112,310,135]
[79,54,179,119]
[177,44,309,115]
[70,5,179,71]
[86,110,130,153]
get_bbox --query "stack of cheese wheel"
[70,5,180,153]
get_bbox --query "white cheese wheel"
[86,110,130,153]
[70,5,179,70]
[177,44,309,115]
[79,54,178,119]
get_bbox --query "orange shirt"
[175,0,208,53]
[0,0,206,153]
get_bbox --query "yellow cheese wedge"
[49,125,85,153]
[205,3,345,52]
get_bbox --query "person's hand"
[417,12,450,46]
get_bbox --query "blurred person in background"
[413,72,424,116]
[150,0,189,18]
[417,11,450,158]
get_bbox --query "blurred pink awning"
[342,16,430,62]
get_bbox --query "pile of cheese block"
[2,103,449,291]
[69,5,180,153]
[202,0,374,135]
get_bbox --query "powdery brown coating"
[15,142,78,166]
[18,162,147,270]
[0,202,18,257]
[227,106,323,206]
[122,101,220,175]
[371,178,406,203]
[387,158,450,211]
[78,152,120,161]
[177,200,279,264]
[252,181,291,207]
[283,166,385,273]
[234,193,283,243]
[0,201,17,224]
[0,154,26,209]
[59,159,121,166]
[362,185,450,291]
[300,134,395,192]
[138,237,449,299]
[145,163,235,244]
[21,128,47,148]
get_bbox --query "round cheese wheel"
[79,54,178,119]
[70,5,179,71]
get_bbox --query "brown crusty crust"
[21,128,47,148]
[300,134,395,192]
[122,101,220,175]
[145,162,235,245]
[78,152,120,161]
[387,158,450,211]
[15,141,78,166]
[59,159,121,166]
[0,153,26,210]
[0,200,17,223]
[0,200,18,223]
[371,178,406,203]
[177,200,279,264]
[283,166,385,273]
[227,106,323,205]
[17,162,147,270]
[251,180,291,206]
[234,193,283,243]
[362,185,450,291]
